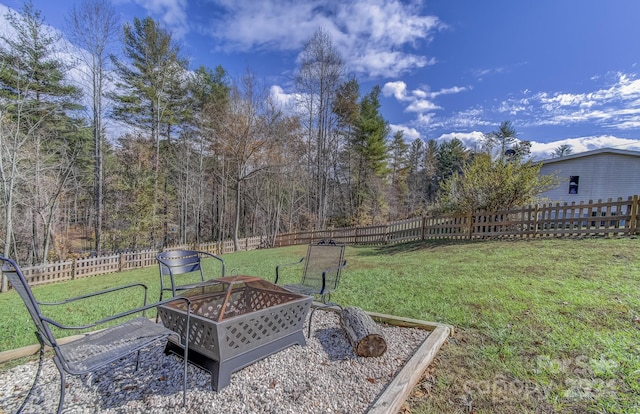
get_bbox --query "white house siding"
[538,150,640,204]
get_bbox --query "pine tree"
[109,16,189,247]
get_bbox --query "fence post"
[467,213,473,240]
[119,253,125,272]
[72,258,77,280]
[421,216,426,241]
[630,195,639,235]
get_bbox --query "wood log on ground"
[340,306,387,357]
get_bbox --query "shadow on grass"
[351,239,482,256]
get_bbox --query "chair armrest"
[318,260,347,293]
[41,296,192,331]
[37,283,149,306]
[199,251,226,277]
[275,257,304,284]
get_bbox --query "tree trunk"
[233,177,241,251]
[340,307,387,357]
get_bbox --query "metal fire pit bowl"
[157,275,312,391]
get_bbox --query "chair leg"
[52,358,67,414]
[16,345,45,414]
[307,307,319,337]
[135,349,141,371]
[182,315,190,407]
[307,302,343,337]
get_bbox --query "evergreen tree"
[109,16,189,247]
[436,138,469,182]
[350,85,389,223]
[388,130,409,219]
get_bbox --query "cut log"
[340,307,387,357]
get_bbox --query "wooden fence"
[3,196,638,290]
[4,236,266,290]
[274,196,640,246]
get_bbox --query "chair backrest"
[0,256,57,348]
[157,250,203,277]
[300,240,346,293]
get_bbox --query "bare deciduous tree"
[295,28,344,229]
[66,0,120,255]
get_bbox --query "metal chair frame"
[0,256,192,414]
[157,249,225,301]
[275,239,347,336]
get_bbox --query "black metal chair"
[275,240,347,336]
[0,255,192,414]
[157,249,225,301]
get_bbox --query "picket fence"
[6,236,266,290]
[3,196,638,290]
[275,196,639,246]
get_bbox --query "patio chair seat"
[58,317,176,374]
[281,284,320,296]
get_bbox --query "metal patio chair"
[0,256,192,414]
[274,239,347,336]
[157,249,225,301]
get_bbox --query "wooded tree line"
[0,1,556,266]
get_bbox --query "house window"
[569,176,579,194]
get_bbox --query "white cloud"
[434,107,493,131]
[130,0,189,37]
[435,131,485,149]
[425,71,640,140]
[201,0,445,78]
[382,81,467,128]
[516,72,640,129]
[349,51,435,78]
[389,124,421,141]
[472,66,507,81]
[430,86,468,98]
[269,84,308,117]
[531,136,640,160]
[406,99,440,113]
[382,81,408,101]
[270,85,294,108]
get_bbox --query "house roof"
[540,147,640,165]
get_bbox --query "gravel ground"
[0,310,430,414]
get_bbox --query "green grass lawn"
[1,238,639,413]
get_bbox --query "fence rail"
[3,236,266,291]
[3,196,638,290]
[274,196,640,246]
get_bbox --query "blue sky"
[2,0,640,159]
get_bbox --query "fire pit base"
[157,276,312,391]
[165,330,306,391]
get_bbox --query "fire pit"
[157,275,312,391]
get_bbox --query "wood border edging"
[368,325,449,413]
